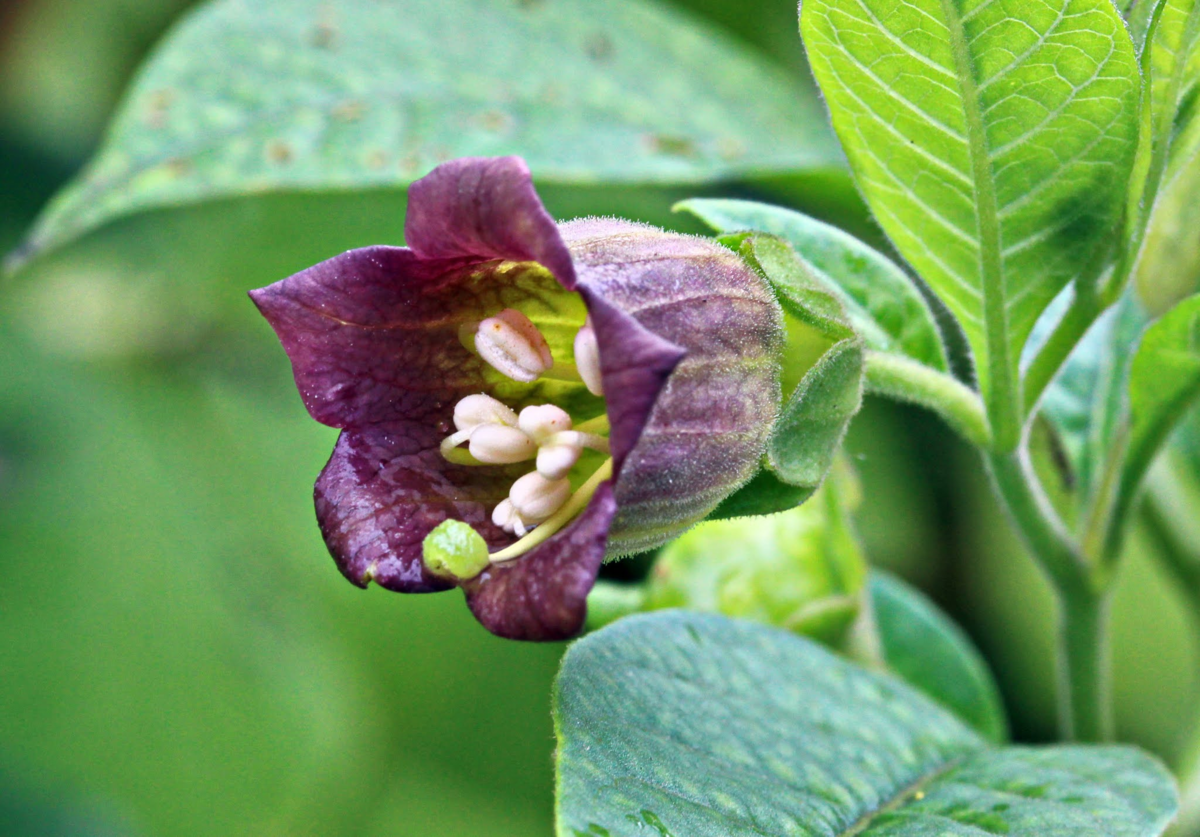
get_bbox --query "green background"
[0,1,1195,835]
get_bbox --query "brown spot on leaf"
[311,5,338,49]
[585,32,613,62]
[144,89,175,129]
[717,137,746,161]
[165,157,191,177]
[475,110,512,133]
[367,150,388,170]
[645,134,698,158]
[332,99,366,123]
[267,141,294,164]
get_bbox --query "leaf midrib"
[840,755,968,836]
[936,0,1016,450]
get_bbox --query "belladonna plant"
[250,156,783,640]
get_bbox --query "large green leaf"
[8,0,839,271]
[555,611,1177,836]
[871,571,1007,743]
[801,0,1141,444]
[678,198,948,370]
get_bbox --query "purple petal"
[405,157,576,288]
[463,483,618,640]
[315,423,525,593]
[249,246,483,429]
[579,289,684,474]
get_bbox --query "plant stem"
[987,450,1092,596]
[863,351,992,448]
[987,449,1112,740]
[1055,589,1114,742]
[1023,290,1102,415]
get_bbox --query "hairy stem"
[987,449,1111,740]
[1055,590,1114,742]
[863,351,992,448]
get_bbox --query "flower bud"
[508,471,572,523]
[559,218,783,556]
[453,393,518,431]
[467,424,537,464]
[474,308,553,382]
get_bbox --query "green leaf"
[8,0,840,272]
[1121,294,1200,507]
[871,571,1008,743]
[1143,0,1200,197]
[801,0,1141,447]
[678,198,948,370]
[1040,293,1149,516]
[768,338,864,492]
[555,611,1178,837]
[1135,140,1200,315]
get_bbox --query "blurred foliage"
[0,1,1198,836]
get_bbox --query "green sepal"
[768,337,865,491]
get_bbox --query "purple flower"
[250,157,782,640]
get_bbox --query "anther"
[574,318,604,396]
[491,498,527,537]
[518,404,573,443]
[454,393,518,431]
[536,443,582,481]
[467,424,537,464]
[508,471,572,525]
[474,309,553,382]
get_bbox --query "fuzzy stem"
[863,351,992,448]
[987,449,1111,740]
[1055,590,1114,742]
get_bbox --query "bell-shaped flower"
[250,156,783,640]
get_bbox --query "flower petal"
[405,156,576,288]
[315,422,524,593]
[249,246,478,429]
[579,289,684,474]
[463,483,618,640]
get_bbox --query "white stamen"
[491,498,528,536]
[574,318,604,396]
[474,308,553,382]
[536,443,582,481]
[467,424,537,464]
[508,471,572,524]
[454,393,518,431]
[518,404,573,444]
